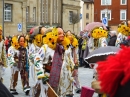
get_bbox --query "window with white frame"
[101,9,111,20]
[4,3,12,21]
[120,10,126,20]
[33,7,36,22]
[120,0,127,5]
[101,0,111,5]
[69,11,73,23]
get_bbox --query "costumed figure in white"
[8,35,30,95]
[88,27,108,54]
[58,36,75,97]
[115,22,130,47]
[31,27,65,97]
[0,26,7,82]
[66,31,81,95]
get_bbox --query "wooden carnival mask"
[18,36,25,47]
[57,28,65,43]
[40,27,47,35]
[66,31,73,43]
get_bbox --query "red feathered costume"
[97,47,130,97]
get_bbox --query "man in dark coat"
[108,31,117,46]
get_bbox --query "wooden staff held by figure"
[46,82,59,97]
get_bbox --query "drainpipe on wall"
[127,0,128,20]
[2,0,4,37]
[61,0,63,27]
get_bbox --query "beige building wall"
[82,2,94,30]
[0,0,27,36]
[26,0,40,32]
[0,0,3,26]
[26,0,62,29]
[62,0,81,35]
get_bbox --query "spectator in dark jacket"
[108,31,117,46]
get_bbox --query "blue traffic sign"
[80,14,82,19]
[18,23,22,32]
[102,17,108,26]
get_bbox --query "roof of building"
[82,0,94,3]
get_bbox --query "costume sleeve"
[73,47,79,66]
[68,47,75,70]
[33,45,48,79]
[28,44,36,62]
[100,37,108,47]
[34,45,46,70]
[115,33,123,47]
[7,47,15,66]
[1,43,7,67]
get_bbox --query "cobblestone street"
[3,67,98,97]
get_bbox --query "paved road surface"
[3,67,98,97]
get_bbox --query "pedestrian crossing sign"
[18,23,22,32]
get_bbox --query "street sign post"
[17,23,22,32]
[102,17,108,26]
[80,14,82,19]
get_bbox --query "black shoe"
[10,89,18,95]
[75,88,81,94]
[24,86,30,95]
[79,65,83,67]
[84,65,89,68]
[25,90,30,95]
[66,94,73,97]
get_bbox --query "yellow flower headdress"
[61,37,71,50]
[120,24,130,36]
[0,25,2,31]
[72,37,78,48]
[43,28,58,50]
[91,27,108,39]
[11,36,19,49]
[33,34,43,47]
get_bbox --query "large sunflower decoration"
[61,37,71,50]
[11,36,19,49]
[42,28,58,50]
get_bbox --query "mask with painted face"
[18,36,27,48]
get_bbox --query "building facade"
[82,0,94,30]
[0,0,27,36]
[62,0,81,35]
[94,0,130,28]
[26,0,62,32]
[0,0,81,36]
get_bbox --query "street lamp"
[2,0,4,37]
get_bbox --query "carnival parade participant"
[8,36,20,95]
[115,22,130,47]
[8,35,30,95]
[29,27,47,97]
[0,25,7,82]
[30,27,64,97]
[58,36,75,97]
[65,31,81,95]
